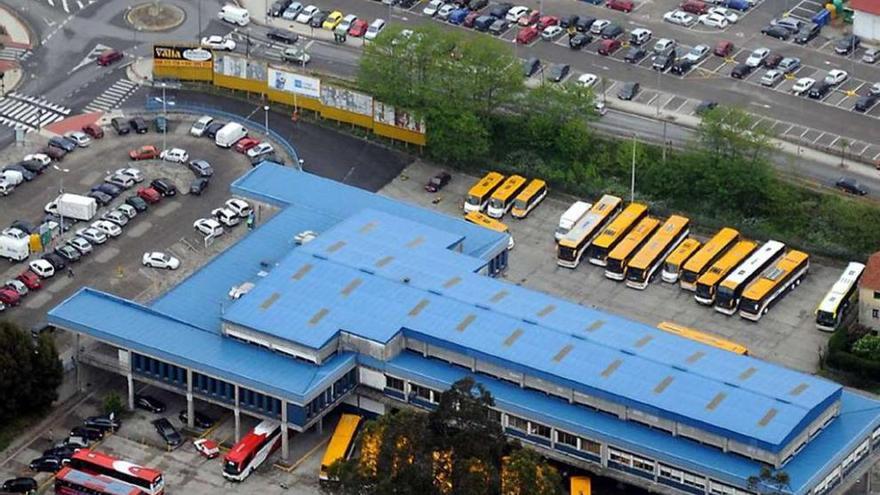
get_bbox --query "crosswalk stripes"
[83,78,139,113]
[0,47,32,62]
[0,93,71,132]
[39,0,99,14]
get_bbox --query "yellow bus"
[661,238,702,283]
[465,211,514,250]
[557,195,623,269]
[604,216,660,281]
[625,215,690,290]
[511,179,547,219]
[739,250,810,321]
[816,262,866,332]
[319,414,362,482]
[657,321,749,355]
[694,240,757,306]
[571,475,592,495]
[464,172,505,214]
[487,175,527,219]
[679,228,740,292]
[586,203,648,267]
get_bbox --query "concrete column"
[316,415,323,435]
[75,333,82,392]
[234,385,241,440]
[186,370,194,429]
[281,401,289,461]
[126,372,135,411]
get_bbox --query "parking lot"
[381,162,841,373]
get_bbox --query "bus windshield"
[514,198,527,210]
[816,310,836,327]
[466,194,481,206]
[489,197,504,209]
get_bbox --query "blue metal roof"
[48,289,355,403]
[383,351,880,495]
[222,201,841,451]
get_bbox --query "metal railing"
[143,100,301,166]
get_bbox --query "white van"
[1,170,23,186]
[555,201,592,241]
[0,179,13,196]
[218,5,250,26]
[215,122,247,148]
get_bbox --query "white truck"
[0,228,30,262]
[215,122,247,148]
[57,194,98,222]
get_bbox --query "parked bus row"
[463,172,547,220]
[553,195,813,322]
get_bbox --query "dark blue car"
[723,0,750,11]
[448,7,470,24]
[48,136,77,152]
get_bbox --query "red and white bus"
[55,467,146,495]
[223,420,282,481]
[68,450,164,495]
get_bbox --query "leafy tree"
[501,449,564,495]
[103,392,125,417]
[747,466,791,495]
[852,335,880,361]
[0,322,62,423]
[28,332,63,410]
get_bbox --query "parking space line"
[274,436,331,473]
[828,136,840,149]
[645,93,659,106]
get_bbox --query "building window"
[683,474,706,490]
[557,431,578,448]
[659,465,683,482]
[386,376,404,391]
[632,456,655,473]
[609,448,631,466]
[507,415,528,432]
[580,438,601,455]
[410,384,436,403]
[529,422,551,439]
[874,291,880,300]
[873,309,879,319]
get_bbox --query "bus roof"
[682,227,739,274]
[490,175,526,202]
[657,322,749,355]
[465,211,509,233]
[225,420,279,464]
[559,195,622,248]
[592,203,647,250]
[56,467,146,495]
[514,178,546,201]
[719,240,786,291]
[664,238,701,268]
[321,414,362,468]
[607,216,660,261]
[559,201,592,224]
[627,215,690,271]
[73,449,161,482]
[742,250,810,301]
[817,262,866,314]
[467,172,504,198]
[697,240,758,288]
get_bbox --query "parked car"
[824,69,848,86]
[597,38,621,55]
[522,57,541,77]
[69,426,103,442]
[600,23,623,39]
[663,9,694,26]
[188,159,214,178]
[90,220,121,238]
[670,59,696,75]
[190,178,210,196]
[75,227,107,245]
[54,245,82,263]
[624,46,647,63]
[770,17,801,32]
[541,25,563,40]
[87,191,112,206]
[28,456,63,473]
[834,34,860,55]
[179,409,215,429]
[680,0,708,14]
[1,477,38,494]
[49,136,76,152]
[67,237,93,256]
[617,81,640,100]
[66,131,91,147]
[547,63,570,82]
[425,171,451,192]
[683,44,710,63]
[854,94,879,112]
[116,167,144,183]
[135,394,166,413]
[189,116,213,137]
[143,252,180,270]
[745,47,769,67]
[152,418,182,447]
[731,63,753,79]
[17,270,42,290]
[760,69,783,86]
[794,23,820,44]
[154,116,168,133]
[194,218,224,237]
[159,148,189,163]
[92,183,122,198]
[193,439,220,459]
[836,177,867,195]
[82,123,104,139]
[129,145,160,161]
[226,198,253,218]
[129,117,148,134]
[777,57,801,74]
[234,137,260,153]
[111,117,130,135]
[653,38,676,55]
[607,0,634,13]
[808,81,833,99]
[204,122,225,139]
[653,50,676,71]
[126,195,149,212]
[489,19,510,34]
[569,33,592,49]
[150,178,177,197]
[517,25,540,44]
[761,25,789,40]
[863,48,879,64]
[137,187,162,204]
[102,210,129,227]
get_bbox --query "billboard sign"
[373,101,426,134]
[320,86,373,116]
[268,67,320,98]
[153,45,213,69]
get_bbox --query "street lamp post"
[53,165,70,237]
[263,105,270,134]
[161,83,168,152]
[630,134,637,202]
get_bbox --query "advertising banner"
[373,101,426,134]
[153,45,212,69]
[214,54,267,81]
[320,85,373,116]
[267,67,320,98]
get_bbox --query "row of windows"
[659,464,706,490]
[608,448,655,474]
[132,353,187,388]
[192,371,236,404]
[305,368,358,421]
[239,388,281,417]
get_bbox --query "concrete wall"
[857,287,880,333]
[854,11,880,43]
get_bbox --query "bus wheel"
[763,308,769,315]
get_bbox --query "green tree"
[28,332,63,411]
[502,448,564,495]
[747,466,791,495]
[103,392,125,417]
[852,334,880,360]
[0,322,62,422]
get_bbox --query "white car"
[746,47,770,67]
[200,35,237,51]
[225,198,253,218]
[653,38,677,55]
[24,153,51,167]
[683,44,710,63]
[760,69,783,86]
[193,438,220,459]
[590,19,610,35]
[102,210,129,227]
[142,252,180,270]
[365,19,385,40]
[437,3,456,19]
[792,77,815,95]
[824,69,848,86]
[92,220,122,237]
[246,142,274,158]
[212,207,241,227]
[29,259,55,279]
[160,148,189,163]
[190,116,213,137]
[699,13,729,28]
[281,1,303,19]
[423,0,444,16]
[76,227,107,245]
[576,73,599,88]
[541,25,564,40]
[194,218,224,237]
[870,82,880,96]
[44,198,59,214]
[296,5,319,23]
[663,10,695,26]
[68,237,93,255]
[115,167,144,183]
[708,6,738,23]
[506,5,529,22]
[67,131,92,147]
[105,173,135,190]
[117,204,137,220]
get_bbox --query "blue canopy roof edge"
[231,163,509,259]
[381,351,880,495]
[48,288,357,403]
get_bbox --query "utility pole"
[264,105,270,134]
[161,82,167,152]
[630,134,637,202]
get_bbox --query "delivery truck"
[57,194,98,222]
[0,228,30,262]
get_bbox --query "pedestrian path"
[0,92,71,132]
[0,46,31,63]
[39,0,101,14]
[83,78,139,113]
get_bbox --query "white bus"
[555,201,592,241]
[815,262,865,332]
[714,240,785,315]
[223,421,281,481]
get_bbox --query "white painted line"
[77,0,84,8]
[812,132,826,143]
[828,136,839,148]
[61,0,70,13]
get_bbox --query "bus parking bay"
[381,161,843,374]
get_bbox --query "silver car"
[67,237,93,255]
[76,227,107,245]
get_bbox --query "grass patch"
[0,411,46,453]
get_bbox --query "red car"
[516,25,540,44]
[714,40,734,57]
[598,38,621,55]
[607,0,634,11]
[194,439,220,459]
[537,15,559,30]
[17,270,42,290]
[0,288,20,306]
[234,137,260,153]
[680,0,708,14]
[463,11,481,27]
[129,145,159,161]
[137,187,162,204]
[82,123,104,138]
[518,10,540,26]
[348,19,368,37]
